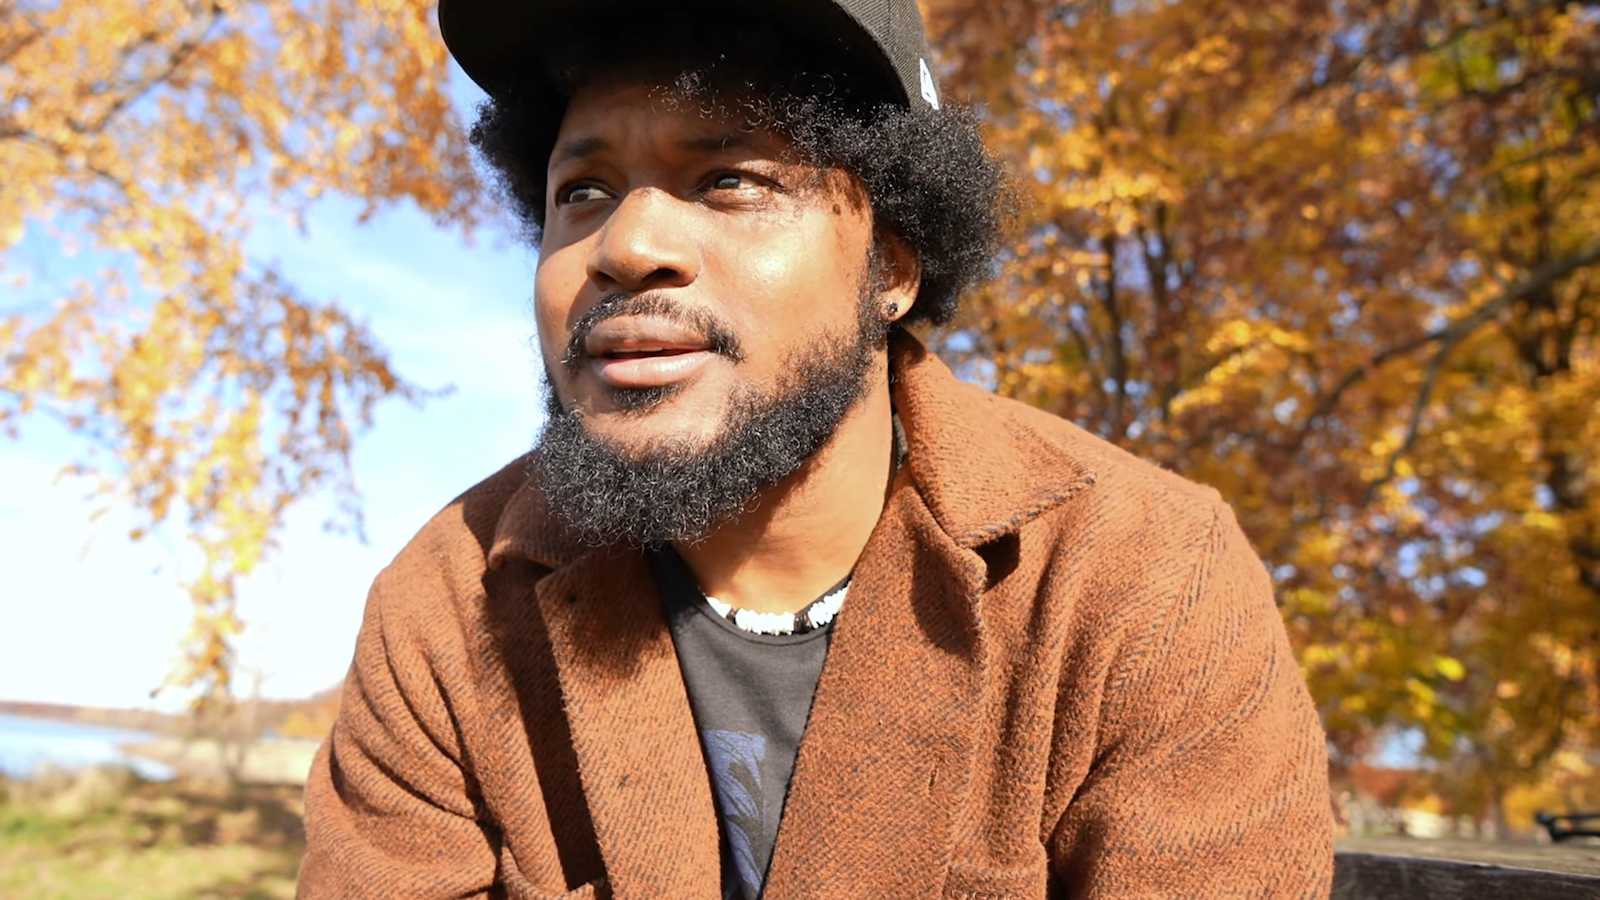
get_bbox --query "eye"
[703,170,774,195]
[698,169,788,206]
[557,183,613,205]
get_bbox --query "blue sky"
[0,73,546,710]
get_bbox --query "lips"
[582,316,721,390]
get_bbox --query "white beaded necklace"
[694,413,897,637]
[703,581,849,636]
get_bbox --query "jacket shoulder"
[365,455,535,630]
[976,386,1226,526]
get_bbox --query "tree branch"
[1362,339,1450,504]
[1296,241,1600,446]
[1098,229,1128,439]
[67,4,224,138]
[0,9,43,69]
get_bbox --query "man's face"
[534,79,882,457]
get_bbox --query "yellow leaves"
[933,0,1600,804]
[1167,319,1310,418]
[1206,320,1309,355]
[334,122,361,159]
[1502,751,1600,831]
[1,0,472,703]
[0,219,23,251]
[1164,34,1239,79]
[1521,510,1565,533]
[1434,656,1467,683]
[1299,641,1345,672]
[1406,676,1439,720]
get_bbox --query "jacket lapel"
[535,547,722,900]
[492,333,1094,900]
[762,477,991,899]
[763,337,1094,898]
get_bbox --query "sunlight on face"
[533,80,880,457]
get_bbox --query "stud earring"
[884,301,899,319]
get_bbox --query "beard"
[532,288,887,548]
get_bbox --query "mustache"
[561,292,746,373]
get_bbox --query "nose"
[586,187,700,293]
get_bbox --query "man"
[299,0,1335,897]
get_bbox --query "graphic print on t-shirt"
[702,730,768,896]
[649,546,838,900]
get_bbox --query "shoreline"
[121,736,320,786]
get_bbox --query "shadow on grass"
[2,768,305,899]
[6,773,306,851]
[176,875,300,900]
[135,781,307,851]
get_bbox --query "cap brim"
[438,0,910,106]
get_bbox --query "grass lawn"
[1,770,303,899]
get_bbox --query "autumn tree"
[0,0,480,699]
[928,0,1600,823]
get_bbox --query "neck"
[673,370,897,615]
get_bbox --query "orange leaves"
[1,0,476,702]
[930,0,1600,808]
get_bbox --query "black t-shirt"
[648,547,840,900]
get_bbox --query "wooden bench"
[1335,837,1600,898]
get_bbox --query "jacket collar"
[886,331,1097,548]
[486,330,1097,570]
[487,454,586,571]
[484,331,1098,898]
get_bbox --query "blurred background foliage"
[2,0,1598,840]
[0,0,476,702]
[929,0,1600,830]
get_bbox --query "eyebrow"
[550,130,765,167]
[679,131,757,154]
[551,137,606,165]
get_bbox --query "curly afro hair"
[468,10,1011,327]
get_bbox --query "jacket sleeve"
[298,580,500,899]
[1047,504,1334,897]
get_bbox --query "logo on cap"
[919,58,940,110]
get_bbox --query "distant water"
[0,713,174,780]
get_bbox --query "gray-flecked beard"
[533,301,885,548]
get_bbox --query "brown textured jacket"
[298,334,1334,899]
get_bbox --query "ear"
[873,231,922,324]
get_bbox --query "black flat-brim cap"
[437,0,941,111]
